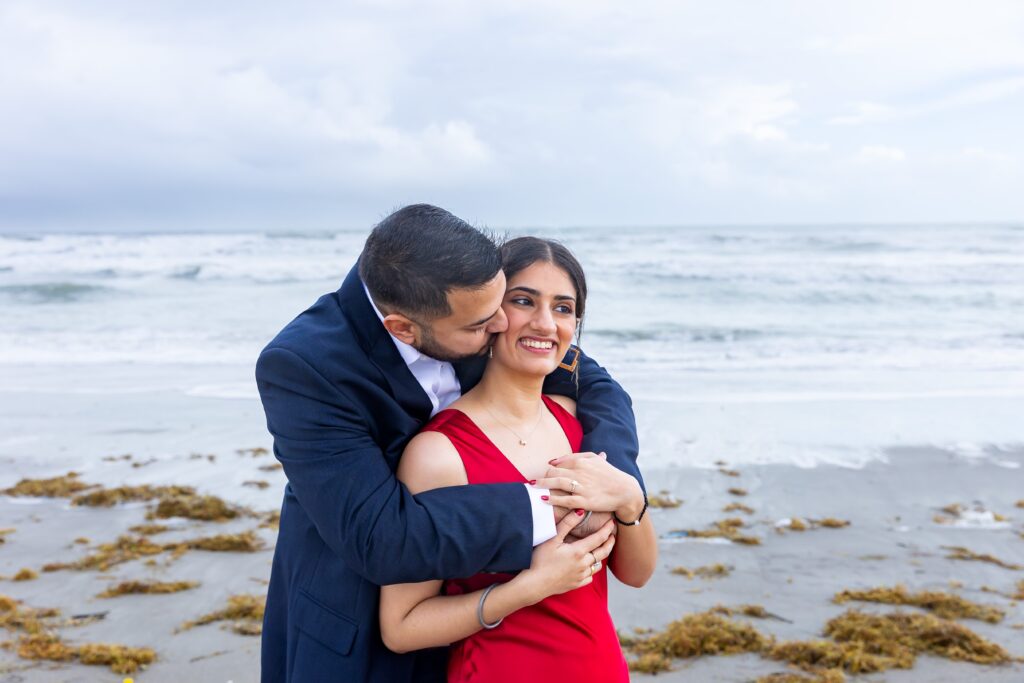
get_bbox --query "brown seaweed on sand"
[11,569,37,582]
[97,580,199,598]
[128,523,171,535]
[173,531,264,553]
[648,491,683,508]
[42,535,165,572]
[727,487,748,496]
[2,472,95,498]
[812,518,850,528]
[723,503,754,514]
[237,447,270,457]
[825,609,1011,666]
[756,672,846,683]
[672,518,761,546]
[627,651,673,673]
[243,480,270,490]
[258,462,283,472]
[671,563,732,580]
[718,468,741,477]
[181,594,264,636]
[14,634,155,674]
[622,610,771,662]
[833,585,1004,623]
[148,493,241,522]
[943,546,1022,570]
[72,484,194,507]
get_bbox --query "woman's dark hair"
[500,237,587,340]
[359,204,502,319]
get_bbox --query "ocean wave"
[0,282,111,304]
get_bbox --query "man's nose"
[486,307,508,333]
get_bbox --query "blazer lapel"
[335,264,434,421]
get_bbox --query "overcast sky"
[2,1,1023,232]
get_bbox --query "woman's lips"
[518,337,556,354]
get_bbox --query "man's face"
[415,272,509,362]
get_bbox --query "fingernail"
[575,509,585,516]
[528,480,536,485]
[541,495,549,501]
[548,459,558,465]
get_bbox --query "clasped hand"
[533,451,644,519]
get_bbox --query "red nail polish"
[575,509,585,516]
[528,480,536,485]
[541,495,549,501]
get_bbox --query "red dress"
[420,396,630,683]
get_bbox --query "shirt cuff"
[524,484,556,546]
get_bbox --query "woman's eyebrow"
[508,285,576,302]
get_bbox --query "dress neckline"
[437,395,575,483]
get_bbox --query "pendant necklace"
[482,403,544,447]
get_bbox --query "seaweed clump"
[72,484,194,507]
[727,487,748,497]
[16,634,155,674]
[128,523,171,535]
[648,490,683,508]
[672,518,761,545]
[12,568,38,582]
[943,546,1022,570]
[671,563,733,580]
[148,493,241,522]
[42,535,165,572]
[833,585,1004,623]
[2,472,95,498]
[812,518,850,528]
[181,594,264,636]
[756,670,846,683]
[97,580,199,598]
[823,609,1011,666]
[723,503,754,514]
[176,531,264,553]
[622,609,771,663]
[627,651,673,673]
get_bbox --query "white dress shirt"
[364,284,556,546]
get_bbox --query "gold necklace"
[481,402,544,447]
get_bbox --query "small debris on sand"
[648,491,683,508]
[148,493,242,522]
[258,462,283,472]
[242,480,270,490]
[728,487,748,497]
[723,503,754,514]
[236,447,270,457]
[12,568,38,582]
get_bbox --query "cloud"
[1,1,1023,229]
[855,146,907,164]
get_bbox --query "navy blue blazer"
[255,264,642,682]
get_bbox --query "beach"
[2,225,1023,680]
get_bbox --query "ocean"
[2,224,1023,487]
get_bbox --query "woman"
[379,237,657,682]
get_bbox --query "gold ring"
[590,561,601,574]
[569,479,579,494]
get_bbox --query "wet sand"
[1,446,1022,682]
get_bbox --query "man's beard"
[416,327,493,363]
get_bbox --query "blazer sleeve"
[255,346,534,585]
[543,347,646,494]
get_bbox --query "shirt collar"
[363,281,424,367]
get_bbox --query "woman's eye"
[555,304,573,314]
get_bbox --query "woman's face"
[493,260,579,376]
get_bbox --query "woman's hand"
[513,511,616,604]
[534,452,645,520]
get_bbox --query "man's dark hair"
[358,204,502,319]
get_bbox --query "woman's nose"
[531,307,556,334]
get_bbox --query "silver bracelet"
[477,583,504,629]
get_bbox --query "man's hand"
[552,503,613,540]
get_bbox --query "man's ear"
[382,314,418,345]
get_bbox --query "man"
[256,204,642,682]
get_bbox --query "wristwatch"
[613,494,648,526]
